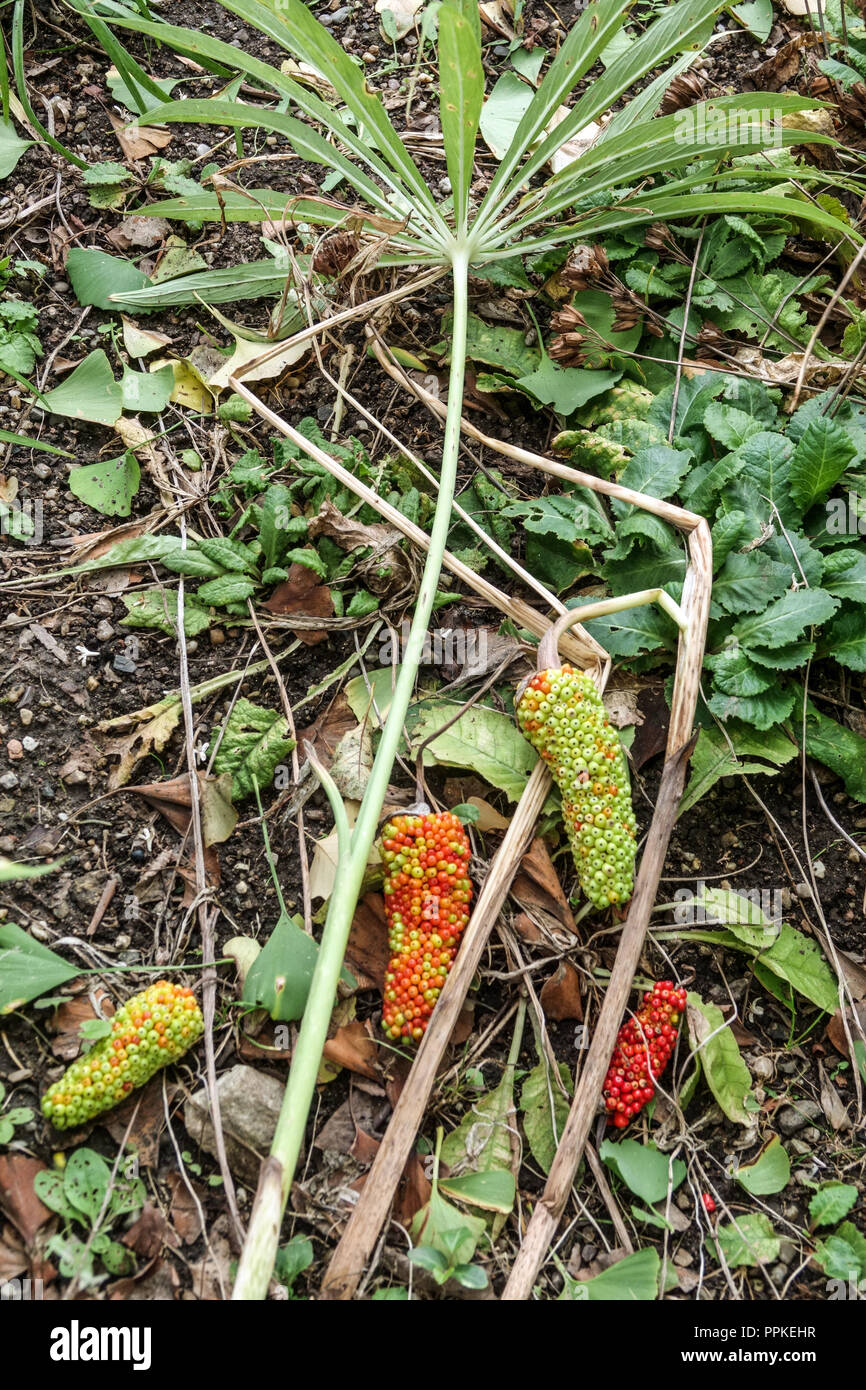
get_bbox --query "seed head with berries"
[381,812,472,1043]
[42,981,204,1130]
[517,665,637,910]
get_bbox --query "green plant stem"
[232,251,472,1301]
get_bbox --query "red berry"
[702,1193,716,1214]
[601,980,684,1130]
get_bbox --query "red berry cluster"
[381,812,472,1043]
[603,980,686,1129]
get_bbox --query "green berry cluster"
[41,981,203,1131]
[517,665,637,910]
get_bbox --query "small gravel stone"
[67,511,84,526]
[95,620,114,642]
[777,1100,822,1135]
[112,653,136,675]
[795,882,813,900]
[769,1263,788,1286]
[32,462,51,481]
[673,1248,693,1267]
[18,709,33,726]
[751,1055,775,1080]
[0,772,19,790]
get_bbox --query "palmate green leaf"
[686,992,755,1125]
[508,0,723,203]
[438,0,483,232]
[475,0,630,229]
[209,697,296,801]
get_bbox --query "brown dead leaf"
[101,702,182,790]
[126,771,236,847]
[818,1061,851,1131]
[314,1089,383,1153]
[825,1002,866,1059]
[108,1257,179,1301]
[297,690,358,763]
[166,1171,203,1245]
[102,1078,175,1168]
[49,993,112,1061]
[106,215,171,251]
[0,1224,29,1282]
[261,562,334,645]
[323,1021,379,1079]
[345,893,390,992]
[629,687,670,771]
[512,837,577,936]
[308,498,412,597]
[451,1001,475,1045]
[0,1156,53,1244]
[466,796,511,831]
[512,911,545,945]
[349,1126,381,1164]
[123,1202,177,1258]
[745,34,813,91]
[393,1152,432,1228]
[539,960,584,1021]
[109,111,172,159]
[186,1214,233,1301]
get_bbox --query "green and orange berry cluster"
[381,812,472,1043]
[517,665,637,910]
[603,980,687,1128]
[41,981,203,1130]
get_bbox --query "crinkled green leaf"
[708,1212,780,1267]
[209,697,295,801]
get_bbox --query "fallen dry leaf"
[166,1171,203,1245]
[102,1078,175,1168]
[394,1152,432,1228]
[261,562,334,645]
[308,499,412,598]
[345,893,390,992]
[123,1202,177,1259]
[323,1020,379,1079]
[512,837,578,936]
[106,215,171,251]
[109,110,172,159]
[0,1155,53,1244]
[0,1224,29,1282]
[108,1257,179,1302]
[186,1214,233,1301]
[539,960,584,1022]
[49,994,112,1062]
[314,1089,384,1153]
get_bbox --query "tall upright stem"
[233,252,472,1300]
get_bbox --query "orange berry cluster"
[517,665,637,909]
[381,812,472,1043]
[603,981,687,1128]
[42,981,203,1130]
